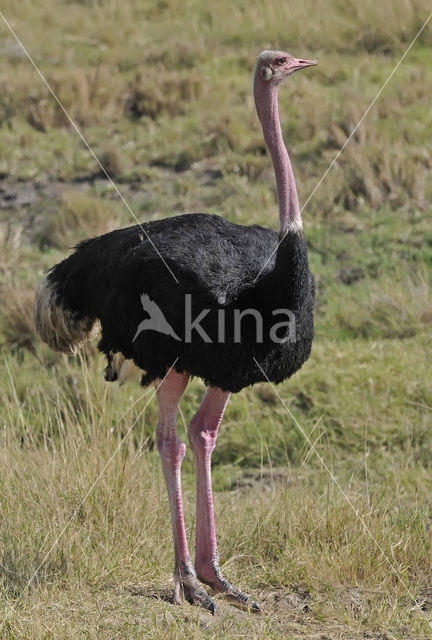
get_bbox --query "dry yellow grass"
[0,356,431,639]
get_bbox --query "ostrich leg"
[155,370,215,612]
[188,387,260,612]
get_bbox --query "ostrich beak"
[289,58,318,74]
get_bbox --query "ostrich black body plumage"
[45,213,314,393]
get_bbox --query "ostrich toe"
[173,572,216,613]
[197,568,260,613]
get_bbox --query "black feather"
[46,213,314,393]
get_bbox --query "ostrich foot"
[173,568,216,613]
[210,580,260,612]
[197,559,260,613]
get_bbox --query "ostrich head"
[255,49,318,86]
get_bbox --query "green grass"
[1,0,432,637]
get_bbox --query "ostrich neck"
[254,79,301,235]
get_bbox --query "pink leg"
[188,387,260,612]
[155,370,215,612]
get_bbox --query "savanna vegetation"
[0,0,431,638]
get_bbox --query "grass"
[1,359,432,639]
[0,0,432,637]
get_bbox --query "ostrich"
[34,50,317,613]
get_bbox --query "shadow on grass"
[126,584,175,605]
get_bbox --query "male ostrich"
[34,50,317,612]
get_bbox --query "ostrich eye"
[277,57,287,65]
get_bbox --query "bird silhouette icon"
[132,293,181,342]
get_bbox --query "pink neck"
[254,76,301,235]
